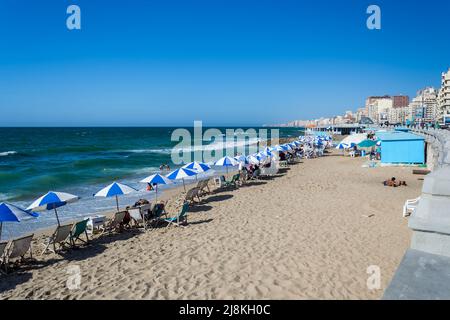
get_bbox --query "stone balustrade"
[384,127,450,299]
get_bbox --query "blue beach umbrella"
[140,173,172,185]
[94,182,137,212]
[234,155,249,164]
[336,143,349,150]
[214,156,239,175]
[140,173,172,202]
[271,145,284,152]
[27,191,79,227]
[0,202,39,240]
[261,147,273,157]
[183,162,211,180]
[166,167,198,192]
[247,155,260,165]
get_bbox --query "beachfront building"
[437,68,450,125]
[365,95,394,124]
[405,87,438,125]
[388,95,410,124]
[376,131,425,164]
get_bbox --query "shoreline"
[0,149,423,299]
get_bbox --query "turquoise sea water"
[0,127,303,238]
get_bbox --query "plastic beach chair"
[164,202,189,228]
[403,197,420,217]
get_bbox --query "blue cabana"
[376,131,425,164]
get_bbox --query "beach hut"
[376,131,425,164]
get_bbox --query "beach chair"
[151,203,168,228]
[278,160,288,167]
[140,203,152,217]
[403,197,420,217]
[4,234,34,273]
[224,174,241,187]
[128,207,146,229]
[214,175,227,188]
[69,219,90,247]
[0,241,9,273]
[239,171,248,185]
[185,187,202,205]
[164,202,189,228]
[104,211,127,234]
[197,180,211,196]
[42,224,73,255]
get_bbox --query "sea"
[0,127,303,239]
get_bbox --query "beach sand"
[0,150,423,300]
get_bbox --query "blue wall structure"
[376,131,425,164]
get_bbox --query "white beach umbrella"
[261,147,273,157]
[27,191,79,227]
[340,134,367,146]
[183,161,211,173]
[336,143,349,150]
[0,202,39,240]
[140,173,172,202]
[234,155,248,164]
[94,182,137,211]
[166,167,198,192]
[214,156,239,174]
[247,155,260,165]
[271,145,284,152]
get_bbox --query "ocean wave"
[0,151,17,157]
[174,137,263,153]
[127,148,173,154]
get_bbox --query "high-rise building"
[438,68,450,125]
[365,95,392,123]
[392,95,410,109]
[408,87,438,124]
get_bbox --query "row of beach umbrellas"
[0,157,244,239]
[0,142,305,240]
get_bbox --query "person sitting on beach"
[383,177,407,187]
[279,152,286,161]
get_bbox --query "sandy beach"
[0,150,423,300]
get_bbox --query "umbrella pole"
[116,195,120,212]
[54,207,61,227]
[155,184,158,203]
[0,222,2,241]
[182,178,186,192]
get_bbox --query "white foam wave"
[0,151,17,157]
[175,137,262,153]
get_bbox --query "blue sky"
[0,0,449,126]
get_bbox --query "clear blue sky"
[0,0,449,126]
